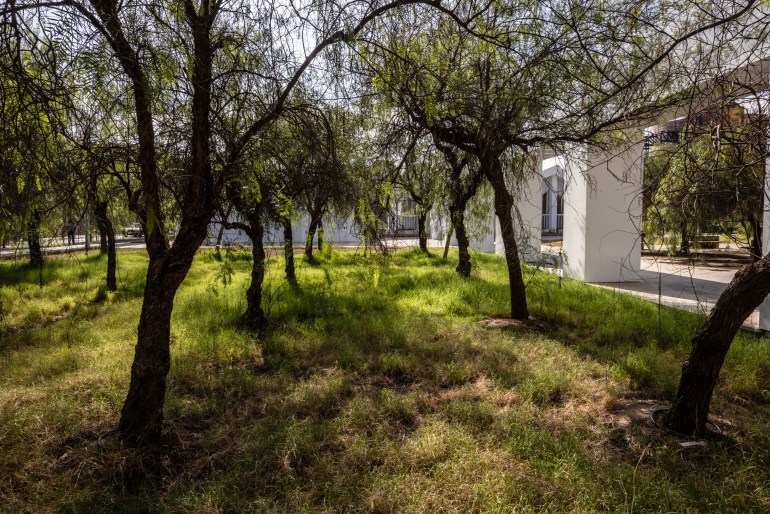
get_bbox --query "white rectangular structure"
[516,150,544,263]
[562,143,643,282]
[759,153,770,331]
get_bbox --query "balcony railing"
[387,214,419,234]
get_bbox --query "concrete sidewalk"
[594,254,759,331]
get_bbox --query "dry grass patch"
[3,248,770,512]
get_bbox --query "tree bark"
[750,216,762,261]
[283,218,297,285]
[453,209,472,277]
[105,223,117,291]
[443,222,454,260]
[317,218,324,251]
[244,209,266,326]
[92,198,107,255]
[665,257,770,435]
[418,211,429,253]
[97,220,108,253]
[27,208,43,268]
[484,156,528,319]
[94,200,117,291]
[305,215,319,258]
[118,251,193,442]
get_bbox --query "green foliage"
[644,123,764,254]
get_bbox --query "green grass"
[2,247,770,512]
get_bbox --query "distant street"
[0,236,146,260]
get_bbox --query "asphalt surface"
[0,238,146,260]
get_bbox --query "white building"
[541,156,565,236]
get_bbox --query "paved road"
[0,238,146,260]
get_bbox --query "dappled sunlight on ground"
[2,248,770,512]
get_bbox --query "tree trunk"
[103,219,117,292]
[484,157,528,320]
[750,216,762,261]
[443,222,454,260]
[305,217,318,258]
[93,200,108,255]
[105,231,117,291]
[98,223,108,254]
[94,200,117,291]
[317,218,324,251]
[283,219,296,285]
[103,220,117,291]
[679,222,690,256]
[453,209,472,277]
[244,209,266,326]
[215,204,232,259]
[118,253,191,442]
[418,212,429,253]
[433,142,482,275]
[214,223,226,259]
[665,257,770,435]
[27,208,43,268]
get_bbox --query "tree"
[652,3,770,434]
[665,258,770,434]
[359,0,761,319]
[644,112,765,257]
[5,0,489,442]
[645,136,725,255]
[433,140,483,276]
[256,107,337,284]
[361,18,537,318]
[220,159,271,327]
[0,48,65,267]
[83,148,125,291]
[397,135,443,253]
[301,108,358,259]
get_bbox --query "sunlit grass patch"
[3,246,770,512]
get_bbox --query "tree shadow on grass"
[35,292,770,513]
[13,253,770,511]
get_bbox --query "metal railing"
[387,214,419,234]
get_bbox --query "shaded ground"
[3,249,770,512]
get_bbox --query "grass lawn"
[2,247,770,512]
